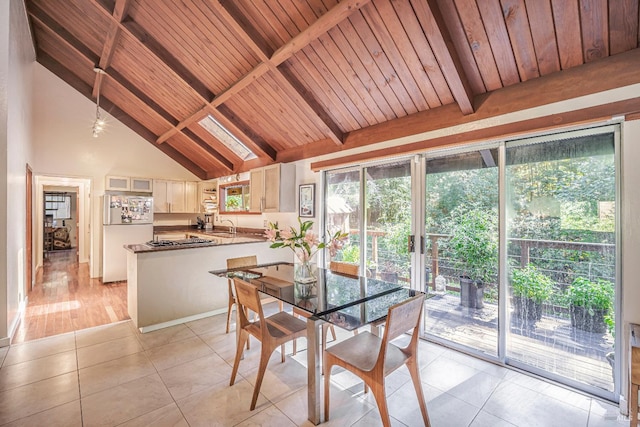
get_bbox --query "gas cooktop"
[146,238,213,247]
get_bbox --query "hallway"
[13,251,128,344]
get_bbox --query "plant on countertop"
[265,218,349,263]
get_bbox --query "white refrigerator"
[102,192,154,283]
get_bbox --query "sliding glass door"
[324,159,413,285]
[323,125,619,399]
[505,128,618,397]
[422,148,500,357]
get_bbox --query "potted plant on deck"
[567,277,614,333]
[510,265,554,327]
[445,207,498,309]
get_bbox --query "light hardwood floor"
[12,251,129,344]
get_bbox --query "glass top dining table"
[210,262,425,424]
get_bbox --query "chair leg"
[407,358,431,427]
[226,299,234,334]
[230,331,248,386]
[328,325,336,341]
[323,360,333,421]
[281,344,285,363]
[369,379,391,427]
[250,346,274,410]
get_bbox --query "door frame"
[26,164,33,291]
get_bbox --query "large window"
[323,124,620,401]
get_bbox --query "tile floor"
[0,312,631,426]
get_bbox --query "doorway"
[34,176,91,276]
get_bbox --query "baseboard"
[137,308,227,333]
[2,297,28,347]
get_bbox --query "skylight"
[199,115,257,161]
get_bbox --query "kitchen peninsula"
[124,231,292,332]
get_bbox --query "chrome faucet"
[221,219,236,234]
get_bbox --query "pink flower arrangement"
[265,218,348,263]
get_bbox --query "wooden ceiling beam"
[416,0,474,115]
[93,0,130,98]
[271,65,343,146]
[28,4,99,65]
[311,96,640,171]
[179,128,235,171]
[215,105,279,161]
[270,0,372,66]
[271,47,640,167]
[37,50,208,179]
[160,0,367,147]
[31,10,232,175]
[211,0,271,62]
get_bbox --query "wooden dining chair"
[225,255,283,335]
[323,294,430,427]
[229,278,307,410]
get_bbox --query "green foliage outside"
[567,277,614,313]
[443,206,498,284]
[511,265,554,303]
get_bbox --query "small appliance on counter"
[204,213,213,230]
[196,216,205,230]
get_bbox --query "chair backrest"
[382,294,424,344]
[329,261,359,277]
[234,278,263,315]
[227,255,258,269]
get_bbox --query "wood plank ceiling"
[25,0,640,179]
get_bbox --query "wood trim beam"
[344,48,640,148]
[37,51,208,179]
[215,105,279,161]
[158,0,368,147]
[270,65,343,145]
[270,0,372,66]
[94,0,130,97]
[28,4,99,65]
[211,0,271,62]
[418,0,474,114]
[311,97,640,171]
[280,48,640,168]
[179,128,235,170]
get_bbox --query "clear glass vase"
[294,261,317,284]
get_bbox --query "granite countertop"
[125,228,268,254]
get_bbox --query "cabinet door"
[106,176,130,191]
[169,181,186,213]
[131,178,153,193]
[153,180,169,213]
[185,182,199,213]
[263,164,280,212]
[249,168,264,212]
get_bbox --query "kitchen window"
[219,181,250,213]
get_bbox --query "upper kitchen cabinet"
[106,176,153,193]
[153,180,198,213]
[249,164,295,213]
[131,178,153,193]
[106,176,130,192]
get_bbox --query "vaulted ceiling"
[25,0,640,179]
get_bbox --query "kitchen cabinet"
[106,176,153,193]
[153,180,187,213]
[106,176,130,191]
[249,163,295,213]
[185,182,199,213]
[131,177,153,193]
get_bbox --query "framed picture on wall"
[299,184,315,218]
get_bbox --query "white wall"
[0,0,35,345]
[31,63,201,277]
